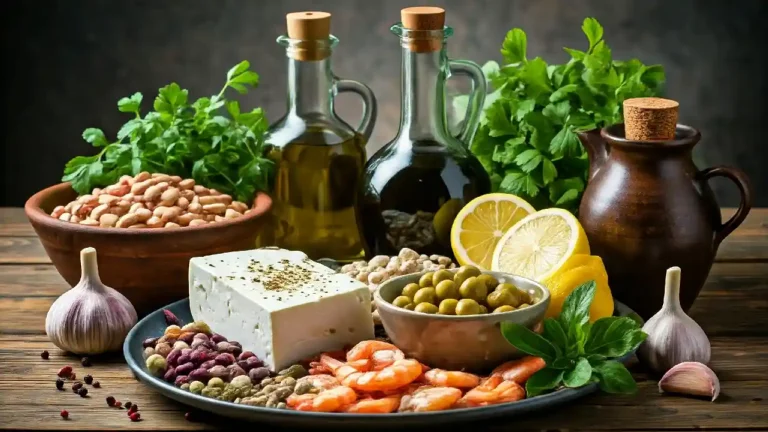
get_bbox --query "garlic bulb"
[637,266,711,374]
[45,247,137,354]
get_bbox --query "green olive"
[518,303,531,309]
[415,302,439,314]
[435,280,459,301]
[432,269,454,287]
[486,289,514,310]
[455,298,481,315]
[478,304,488,314]
[392,296,413,308]
[413,287,437,305]
[419,272,435,288]
[401,283,421,299]
[438,298,459,315]
[495,283,522,307]
[476,274,499,291]
[454,265,482,288]
[493,305,516,313]
[404,303,415,310]
[459,277,488,303]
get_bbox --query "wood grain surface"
[0,207,766,431]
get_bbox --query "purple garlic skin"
[659,361,720,401]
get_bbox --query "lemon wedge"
[491,208,590,281]
[542,254,614,322]
[450,193,536,270]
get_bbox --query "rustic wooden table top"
[0,207,766,431]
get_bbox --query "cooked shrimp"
[423,369,481,389]
[346,340,405,370]
[296,374,340,391]
[320,354,423,392]
[490,356,546,384]
[458,376,526,407]
[286,385,357,412]
[341,395,402,413]
[398,385,462,412]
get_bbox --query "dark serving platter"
[124,298,641,428]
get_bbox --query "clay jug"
[577,124,752,319]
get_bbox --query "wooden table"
[1,207,766,431]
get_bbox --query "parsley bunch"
[62,61,273,204]
[453,18,665,212]
[501,281,647,396]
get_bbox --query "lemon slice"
[491,208,590,281]
[450,193,536,270]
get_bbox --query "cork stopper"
[623,97,679,141]
[400,6,445,53]
[285,11,332,61]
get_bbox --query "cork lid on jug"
[623,97,679,141]
[285,11,332,61]
[400,6,445,53]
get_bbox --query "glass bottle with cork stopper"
[361,6,491,259]
[260,11,377,262]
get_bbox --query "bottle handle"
[698,166,753,247]
[335,79,378,140]
[448,59,487,145]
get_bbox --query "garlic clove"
[637,267,711,374]
[659,361,720,401]
[45,247,137,355]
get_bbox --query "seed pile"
[338,247,457,322]
[145,310,307,408]
[50,172,251,228]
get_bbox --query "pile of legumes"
[50,172,250,228]
[144,310,307,409]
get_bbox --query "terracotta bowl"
[374,269,550,373]
[25,182,272,316]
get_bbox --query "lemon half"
[450,193,536,270]
[491,208,590,281]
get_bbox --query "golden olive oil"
[262,128,368,262]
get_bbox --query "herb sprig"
[62,61,273,204]
[501,281,647,396]
[453,18,665,212]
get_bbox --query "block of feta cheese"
[189,247,374,371]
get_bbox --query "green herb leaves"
[500,280,647,397]
[61,61,273,203]
[454,17,665,212]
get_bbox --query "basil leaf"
[584,316,647,357]
[500,322,559,363]
[542,318,569,353]
[593,360,637,394]
[525,367,564,397]
[559,280,596,332]
[563,357,592,388]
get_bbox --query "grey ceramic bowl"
[374,269,550,373]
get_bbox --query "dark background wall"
[2,0,766,207]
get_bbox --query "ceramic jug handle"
[699,166,753,247]
[335,79,378,140]
[448,60,487,145]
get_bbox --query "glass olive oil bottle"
[259,12,377,262]
[362,7,490,259]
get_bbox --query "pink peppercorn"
[41,350,49,360]
[60,410,69,419]
[129,412,141,422]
